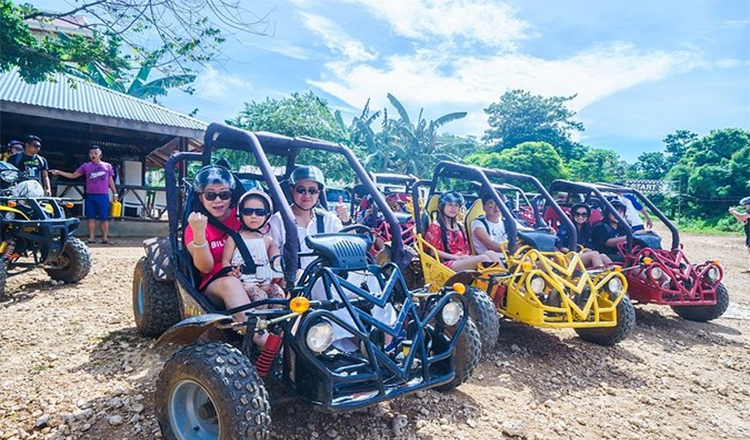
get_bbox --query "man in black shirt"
[592,199,629,261]
[729,197,750,273]
[8,135,51,196]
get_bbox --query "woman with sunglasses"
[184,165,249,317]
[558,203,612,268]
[221,190,284,305]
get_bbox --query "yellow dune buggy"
[409,161,635,346]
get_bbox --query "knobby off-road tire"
[464,286,500,353]
[44,237,91,283]
[575,296,636,346]
[0,258,7,300]
[133,256,181,337]
[156,341,271,440]
[671,283,730,322]
[435,319,482,392]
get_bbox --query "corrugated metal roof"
[0,69,207,132]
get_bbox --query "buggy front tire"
[434,318,482,392]
[156,341,271,440]
[574,296,636,346]
[44,237,91,283]
[671,283,729,322]
[133,256,181,337]
[464,287,500,353]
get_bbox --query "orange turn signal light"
[452,283,466,295]
[289,296,310,314]
[613,266,622,273]
[6,201,16,208]
[521,261,533,271]
[64,202,74,209]
[642,257,653,265]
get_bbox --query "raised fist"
[188,211,208,235]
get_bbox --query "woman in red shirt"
[184,165,248,317]
[424,191,503,272]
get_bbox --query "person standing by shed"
[51,145,118,244]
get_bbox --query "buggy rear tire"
[670,283,729,322]
[44,237,91,283]
[464,286,500,353]
[156,341,271,440]
[133,256,181,337]
[574,296,635,346]
[434,318,481,392]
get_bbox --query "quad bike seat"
[518,230,558,252]
[305,233,371,271]
[633,232,662,250]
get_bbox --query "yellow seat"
[464,199,485,254]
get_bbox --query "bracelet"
[190,241,208,248]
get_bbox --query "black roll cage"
[411,161,577,254]
[166,123,411,280]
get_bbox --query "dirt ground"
[1,228,749,440]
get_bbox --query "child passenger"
[222,190,285,304]
[471,192,508,253]
[424,191,503,272]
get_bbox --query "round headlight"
[650,266,664,281]
[706,266,719,281]
[607,277,623,294]
[529,276,546,294]
[0,170,19,183]
[306,321,334,354]
[441,301,463,327]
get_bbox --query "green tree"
[386,93,468,177]
[227,91,355,183]
[662,130,698,166]
[568,148,626,183]
[633,151,670,180]
[465,141,569,187]
[482,89,585,161]
[1,0,269,83]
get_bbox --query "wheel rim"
[135,276,146,320]
[169,379,221,440]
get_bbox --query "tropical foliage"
[466,141,569,187]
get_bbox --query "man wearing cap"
[51,145,118,244]
[8,135,52,196]
[269,165,351,269]
[729,197,750,273]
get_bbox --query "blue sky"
[36,0,750,162]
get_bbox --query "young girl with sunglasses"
[557,203,612,269]
[424,191,503,272]
[222,190,285,304]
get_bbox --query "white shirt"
[471,217,507,253]
[619,195,643,227]
[268,208,343,270]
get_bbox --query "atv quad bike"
[0,162,91,299]
[409,161,635,346]
[548,180,728,322]
[133,124,481,440]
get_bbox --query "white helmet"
[11,180,45,198]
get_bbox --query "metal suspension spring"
[1,240,15,259]
[255,333,282,377]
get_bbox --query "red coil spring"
[255,333,282,377]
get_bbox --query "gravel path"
[1,230,749,440]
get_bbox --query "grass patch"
[674,217,744,235]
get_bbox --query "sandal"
[86,239,96,244]
[101,239,113,245]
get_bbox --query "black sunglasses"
[573,211,589,217]
[240,207,269,217]
[294,186,319,195]
[202,190,232,201]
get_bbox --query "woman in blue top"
[557,203,612,269]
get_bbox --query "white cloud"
[239,39,311,60]
[310,42,703,136]
[193,66,254,101]
[338,0,532,50]
[297,12,377,62]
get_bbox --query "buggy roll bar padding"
[594,182,680,250]
[165,151,201,251]
[201,123,410,271]
[202,124,300,284]
[548,180,635,252]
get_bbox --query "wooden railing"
[53,182,168,221]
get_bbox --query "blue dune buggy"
[132,124,480,440]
